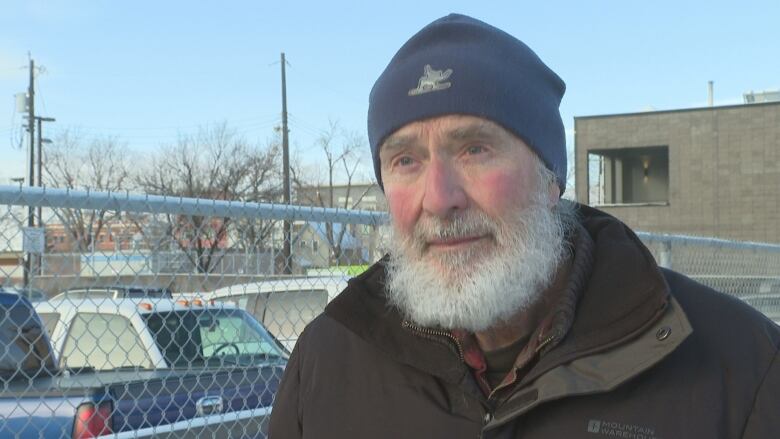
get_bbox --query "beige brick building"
[575,101,780,243]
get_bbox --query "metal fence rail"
[0,185,778,438]
[0,185,385,225]
[637,231,780,297]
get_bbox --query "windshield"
[126,288,172,298]
[143,308,286,368]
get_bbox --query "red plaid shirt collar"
[451,312,557,397]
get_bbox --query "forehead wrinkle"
[381,117,509,160]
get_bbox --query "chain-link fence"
[637,231,780,296]
[1,185,779,437]
[0,186,384,438]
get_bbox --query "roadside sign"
[22,227,45,254]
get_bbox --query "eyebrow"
[381,121,501,157]
[380,134,417,158]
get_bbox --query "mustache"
[410,211,499,244]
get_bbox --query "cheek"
[385,186,419,234]
[473,170,534,213]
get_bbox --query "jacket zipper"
[401,320,465,362]
[402,321,495,432]
[535,333,556,353]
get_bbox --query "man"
[269,14,779,438]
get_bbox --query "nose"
[421,156,468,218]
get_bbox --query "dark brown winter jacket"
[269,205,780,438]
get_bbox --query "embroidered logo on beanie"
[408,64,453,96]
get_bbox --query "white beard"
[384,197,570,332]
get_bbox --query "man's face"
[379,115,567,331]
[380,114,558,272]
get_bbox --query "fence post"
[659,239,673,269]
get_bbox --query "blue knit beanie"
[368,13,567,193]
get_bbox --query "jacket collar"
[324,204,673,385]
[325,256,470,383]
[519,204,671,386]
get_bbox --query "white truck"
[34,297,288,371]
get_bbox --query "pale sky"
[1,0,778,186]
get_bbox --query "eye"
[396,156,415,167]
[465,144,487,155]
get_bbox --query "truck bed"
[1,363,284,438]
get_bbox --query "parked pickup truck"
[1,292,286,438]
[35,297,289,370]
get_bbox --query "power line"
[44,118,281,142]
[35,67,49,118]
[285,63,366,108]
[56,114,281,132]
[286,121,324,140]
[43,117,281,137]
[287,113,328,135]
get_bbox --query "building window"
[588,146,669,205]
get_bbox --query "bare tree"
[43,130,130,252]
[292,120,372,265]
[234,135,283,255]
[135,123,280,273]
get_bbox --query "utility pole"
[280,52,292,274]
[23,56,36,288]
[27,57,35,219]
